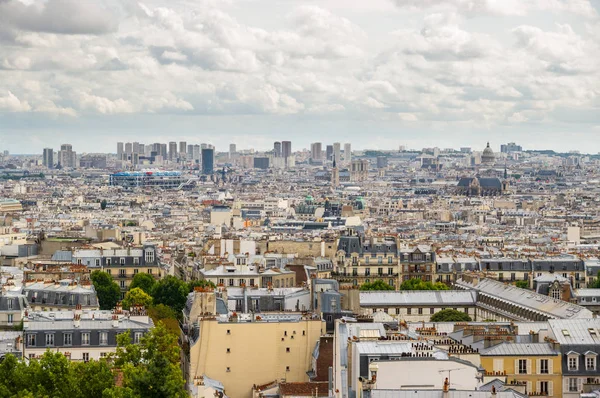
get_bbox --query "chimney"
[74,314,80,328]
[112,315,119,328]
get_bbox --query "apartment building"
[0,294,27,329]
[334,233,399,288]
[72,244,163,297]
[399,246,436,282]
[23,280,99,312]
[182,290,324,398]
[23,308,153,362]
[480,342,561,396]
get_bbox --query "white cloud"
[0,90,31,112]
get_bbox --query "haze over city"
[1,0,600,153]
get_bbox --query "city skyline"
[0,0,599,153]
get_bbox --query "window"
[378,257,383,264]
[226,329,231,335]
[134,332,143,344]
[539,359,549,374]
[389,279,394,286]
[551,288,561,300]
[120,258,125,265]
[388,267,393,275]
[407,308,411,315]
[228,279,234,287]
[77,259,82,265]
[587,356,596,370]
[569,378,578,392]
[95,259,100,266]
[8,299,13,310]
[249,278,255,286]
[145,249,155,263]
[226,348,230,353]
[99,332,108,345]
[418,308,423,315]
[147,269,153,275]
[100,353,107,358]
[82,333,90,345]
[45,333,54,347]
[430,308,434,314]
[133,258,139,265]
[286,366,290,372]
[286,347,290,353]
[388,257,393,264]
[82,353,89,362]
[365,269,370,276]
[539,381,548,395]
[27,334,36,347]
[395,308,400,315]
[133,269,138,274]
[378,267,383,275]
[7,314,13,325]
[64,333,72,346]
[226,367,231,372]
[365,257,369,264]
[120,280,126,289]
[569,356,578,371]
[106,258,111,265]
[518,359,527,374]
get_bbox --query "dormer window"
[567,352,580,371]
[145,249,155,263]
[585,352,597,370]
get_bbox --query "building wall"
[361,305,475,322]
[480,355,562,396]
[190,318,324,398]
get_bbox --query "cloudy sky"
[0,0,599,154]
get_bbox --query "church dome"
[482,142,495,164]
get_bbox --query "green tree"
[592,271,600,288]
[430,309,472,322]
[101,199,107,210]
[114,322,187,398]
[152,276,189,315]
[148,304,177,321]
[188,279,216,292]
[400,278,449,291]
[72,360,115,398]
[91,270,121,310]
[122,287,153,310]
[129,272,157,295]
[515,280,529,289]
[360,280,395,291]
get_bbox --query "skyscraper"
[193,145,201,161]
[333,142,341,166]
[125,142,133,155]
[117,142,124,159]
[326,145,333,161]
[201,148,214,174]
[281,141,292,159]
[179,141,187,158]
[310,142,322,162]
[132,142,140,154]
[229,144,236,158]
[58,144,76,168]
[273,142,282,157]
[43,148,54,169]
[169,142,177,161]
[344,143,351,165]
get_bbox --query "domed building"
[481,142,495,164]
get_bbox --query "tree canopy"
[430,309,472,322]
[121,288,153,310]
[151,276,189,315]
[0,323,186,398]
[515,280,529,289]
[91,270,121,310]
[360,280,394,291]
[129,273,157,295]
[400,278,449,291]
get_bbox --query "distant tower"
[43,148,54,169]
[326,145,333,161]
[273,141,282,157]
[333,143,341,166]
[331,156,339,189]
[229,144,236,159]
[311,142,322,163]
[201,148,214,174]
[117,142,124,159]
[179,141,187,159]
[344,143,351,165]
[169,142,178,161]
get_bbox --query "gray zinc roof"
[360,290,477,307]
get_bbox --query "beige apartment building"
[184,291,324,398]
